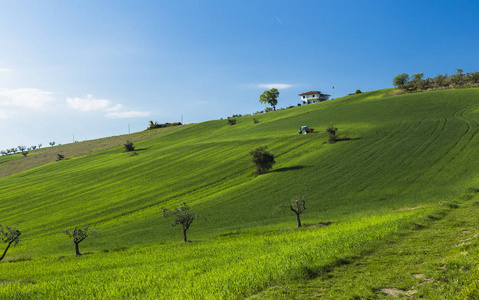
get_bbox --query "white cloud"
[67,94,112,112]
[0,68,12,72]
[256,83,293,89]
[106,110,150,118]
[67,94,149,118]
[0,88,55,108]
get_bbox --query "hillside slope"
[2,88,479,255]
[2,88,479,298]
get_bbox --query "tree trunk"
[0,242,13,262]
[75,242,81,255]
[296,213,302,228]
[182,228,188,243]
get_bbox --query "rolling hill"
[1,88,479,298]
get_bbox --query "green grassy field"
[1,88,479,298]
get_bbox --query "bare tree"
[0,225,21,262]
[62,225,98,256]
[289,195,306,228]
[49,141,55,147]
[162,202,200,243]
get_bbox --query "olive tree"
[392,73,410,89]
[124,140,135,152]
[62,225,98,256]
[259,88,279,111]
[289,195,306,228]
[162,202,199,243]
[0,225,21,262]
[250,146,275,175]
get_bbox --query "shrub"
[56,154,65,161]
[250,146,275,175]
[326,123,338,143]
[355,89,362,94]
[124,140,135,152]
[227,118,236,126]
[253,118,259,124]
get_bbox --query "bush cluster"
[393,69,479,92]
[147,121,182,130]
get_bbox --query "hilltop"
[2,88,479,298]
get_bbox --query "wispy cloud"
[67,94,149,118]
[106,110,150,118]
[256,83,293,90]
[0,88,55,108]
[276,17,284,25]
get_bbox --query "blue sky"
[1,0,478,150]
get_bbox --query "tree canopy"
[259,88,279,111]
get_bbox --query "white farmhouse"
[299,91,331,104]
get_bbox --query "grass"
[2,88,479,297]
[249,195,479,299]
[0,209,425,299]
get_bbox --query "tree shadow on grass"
[273,166,305,173]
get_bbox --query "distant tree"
[451,68,464,84]
[259,88,279,111]
[38,144,42,149]
[162,202,199,243]
[326,123,338,143]
[434,74,445,87]
[56,153,65,161]
[250,146,275,175]
[49,142,55,147]
[470,72,479,84]
[18,145,26,152]
[0,225,21,262]
[393,73,410,89]
[0,150,5,156]
[124,140,135,152]
[355,89,362,94]
[264,107,274,112]
[289,195,306,228]
[411,73,425,90]
[253,118,259,124]
[227,118,236,125]
[10,148,17,154]
[62,225,98,256]
[21,151,28,157]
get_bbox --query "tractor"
[297,125,314,134]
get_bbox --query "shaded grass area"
[249,194,479,299]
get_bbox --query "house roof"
[299,91,331,97]
[299,91,320,96]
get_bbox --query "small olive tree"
[62,225,98,256]
[289,195,306,228]
[250,146,275,175]
[0,225,21,262]
[124,140,135,152]
[326,123,338,143]
[162,202,199,243]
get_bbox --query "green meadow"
[2,88,479,298]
